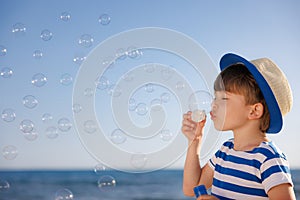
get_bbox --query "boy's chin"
[213,124,226,131]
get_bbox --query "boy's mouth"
[210,111,216,120]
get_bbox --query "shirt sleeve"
[260,154,294,193]
[208,150,218,170]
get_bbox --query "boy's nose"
[211,100,217,110]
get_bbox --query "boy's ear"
[248,103,264,119]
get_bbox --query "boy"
[181,53,295,199]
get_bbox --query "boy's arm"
[182,112,213,196]
[183,137,201,196]
[268,183,296,200]
[183,138,214,196]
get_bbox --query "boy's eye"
[222,97,228,100]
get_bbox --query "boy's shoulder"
[220,139,287,161]
[253,141,288,161]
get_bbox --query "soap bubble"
[161,67,174,80]
[160,92,171,103]
[31,73,47,87]
[0,67,13,78]
[150,98,163,111]
[135,103,148,116]
[128,98,136,111]
[107,84,122,97]
[42,113,53,123]
[0,179,10,191]
[58,117,72,132]
[98,14,111,25]
[84,88,94,97]
[84,120,97,134]
[122,72,134,82]
[189,90,213,111]
[1,108,16,122]
[188,90,213,122]
[110,129,127,144]
[95,76,109,90]
[97,175,116,191]
[102,56,115,67]
[22,95,38,109]
[127,46,142,59]
[40,29,53,41]
[33,50,43,59]
[60,73,73,86]
[54,188,74,200]
[72,103,82,113]
[144,83,154,93]
[175,81,185,90]
[115,48,126,60]
[45,126,59,139]
[144,63,156,73]
[23,128,38,141]
[60,11,71,22]
[20,119,34,133]
[130,153,147,169]
[73,53,86,65]
[2,145,18,160]
[191,110,206,123]
[78,34,94,48]
[11,22,26,36]
[0,45,7,56]
[94,163,106,175]
[159,129,173,141]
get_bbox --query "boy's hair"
[214,63,270,132]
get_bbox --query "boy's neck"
[232,128,269,151]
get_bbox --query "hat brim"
[219,53,282,133]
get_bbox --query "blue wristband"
[193,185,208,198]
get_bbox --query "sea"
[0,169,299,200]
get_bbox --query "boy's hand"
[181,111,206,143]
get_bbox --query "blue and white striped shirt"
[209,139,293,199]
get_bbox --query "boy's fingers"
[183,112,192,120]
[182,119,196,127]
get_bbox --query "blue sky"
[0,0,299,171]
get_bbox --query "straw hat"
[219,53,293,133]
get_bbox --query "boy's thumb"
[195,117,206,137]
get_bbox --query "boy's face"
[210,91,252,132]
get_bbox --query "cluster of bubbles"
[71,48,144,141]
[1,33,74,165]
[1,108,73,143]
[92,59,197,148]
[42,115,73,139]
[50,162,116,200]
[1,10,106,139]
[73,40,215,170]
[0,10,114,198]
[0,8,215,198]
